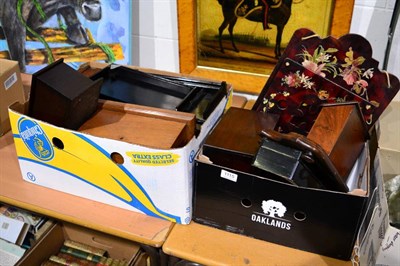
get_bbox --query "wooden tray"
[79,100,196,149]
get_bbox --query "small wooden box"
[307,103,368,178]
[204,107,279,156]
[202,107,280,179]
[29,59,103,130]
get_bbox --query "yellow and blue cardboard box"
[8,71,231,224]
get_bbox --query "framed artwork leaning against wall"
[0,0,132,74]
[177,0,355,94]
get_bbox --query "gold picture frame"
[177,0,355,95]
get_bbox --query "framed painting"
[0,0,132,74]
[178,0,355,94]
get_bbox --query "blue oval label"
[18,118,54,161]
[189,150,195,163]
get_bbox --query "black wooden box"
[29,59,103,130]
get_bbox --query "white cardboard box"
[355,149,390,265]
[8,72,231,224]
[376,225,400,265]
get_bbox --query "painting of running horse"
[197,0,335,75]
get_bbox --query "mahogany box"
[307,103,369,179]
[28,59,103,130]
[201,107,281,180]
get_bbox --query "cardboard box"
[16,222,143,266]
[193,141,375,260]
[375,225,400,265]
[8,69,231,224]
[355,148,390,265]
[0,59,25,136]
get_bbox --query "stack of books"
[0,204,49,265]
[0,205,48,235]
[41,239,130,266]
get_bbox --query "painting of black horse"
[196,0,334,75]
[218,0,296,58]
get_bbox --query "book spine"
[56,253,98,266]
[97,257,129,266]
[98,257,113,266]
[41,260,64,266]
[60,246,103,263]
[64,239,106,256]
[49,255,80,266]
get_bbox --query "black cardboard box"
[16,222,145,266]
[193,141,375,260]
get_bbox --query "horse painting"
[217,0,301,58]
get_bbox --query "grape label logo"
[18,118,54,161]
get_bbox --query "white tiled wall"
[131,0,179,72]
[350,0,399,101]
[131,0,399,100]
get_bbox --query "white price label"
[4,72,17,90]
[220,169,238,182]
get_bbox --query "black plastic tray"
[90,65,227,124]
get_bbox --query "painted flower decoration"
[299,46,339,77]
[302,60,325,77]
[318,90,329,100]
[282,72,301,88]
[281,71,314,90]
[339,48,375,98]
[262,45,380,126]
[263,93,277,112]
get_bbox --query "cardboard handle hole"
[52,137,64,149]
[241,198,252,208]
[110,152,124,164]
[294,211,307,221]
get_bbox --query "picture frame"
[177,0,355,94]
[0,1,132,74]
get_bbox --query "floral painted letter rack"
[252,28,400,135]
